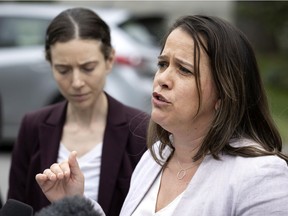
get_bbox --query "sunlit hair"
[147,15,288,164]
[45,7,112,62]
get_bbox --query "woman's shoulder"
[224,138,286,168]
[232,153,288,178]
[21,101,66,124]
[198,138,288,190]
[201,139,288,207]
[217,138,288,183]
[221,139,288,214]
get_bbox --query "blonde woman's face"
[50,39,114,109]
[151,28,219,137]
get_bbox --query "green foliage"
[236,2,288,146]
[236,1,288,54]
[258,54,288,91]
[257,53,288,145]
[236,1,288,33]
[266,86,288,145]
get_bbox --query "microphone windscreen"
[35,195,104,216]
[0,199,33,216]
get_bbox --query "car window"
[0,17,50,48]
[119,16,167,47]
[119,20,155,46]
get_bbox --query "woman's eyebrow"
[176,58,194,68]
[54,64,70,67]
[79,60,99,67]
[158,55,167,61]
[158,55,193,67]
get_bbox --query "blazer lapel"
[120,142,171,216]
[121,159,162,216]
[39,102,67,169]
[97,95,130,212]
[99,123,129,211]
[120,144,172,216]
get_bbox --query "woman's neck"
[66,93,108,128]
[171,134,205,163]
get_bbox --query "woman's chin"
[151,112,166,126]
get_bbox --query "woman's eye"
[59,70,68,74]
[82,67,94,73]
[81,62,96,73]
[179,65,193,75]
[157,61,167,69]
[55,66,70,74]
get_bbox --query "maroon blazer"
[8,94,149,216]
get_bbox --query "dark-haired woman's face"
[50,39,114,109]
[151,28,219,137]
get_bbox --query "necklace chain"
[176,158,196,180]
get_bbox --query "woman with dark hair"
[36,15,288,215]
[7,8,149,216]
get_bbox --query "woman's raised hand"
[35,151,84,202]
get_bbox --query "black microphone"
[35,195,104,216]
[0,199,33,216]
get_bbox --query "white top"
[58,143,103,201]
[132,171,184,216]
[120,138,288,216]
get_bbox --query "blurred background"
[0,0,287,205]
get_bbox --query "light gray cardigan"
[120,139,288,216]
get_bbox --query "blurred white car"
[0,3,165,143]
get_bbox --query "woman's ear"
[215,98,221,111]
[106,48,115,73]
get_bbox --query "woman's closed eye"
[81,66,95,73]
[80,62,97,73]
[55,65,70,74]
[179,65,193,75]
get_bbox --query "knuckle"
[43,168,51,175]
[50,163,59,169]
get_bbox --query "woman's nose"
[155,69,172,89]
[71,71,84,88]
